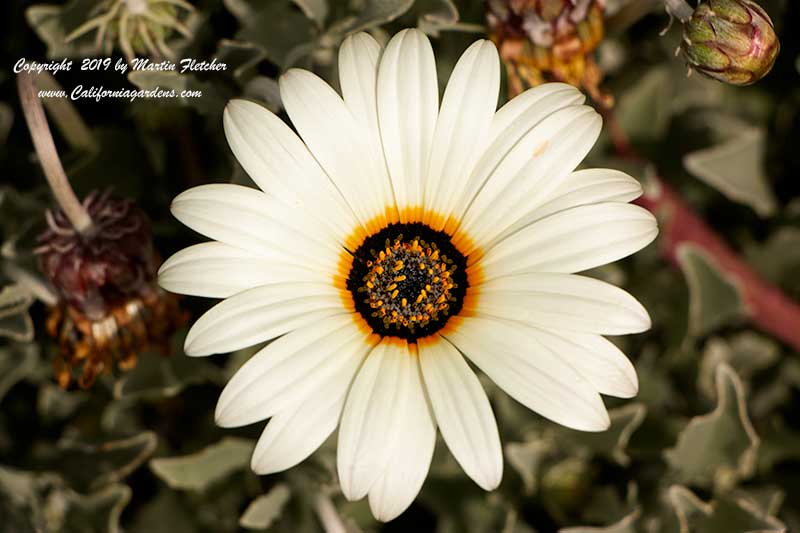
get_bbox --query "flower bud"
[682,0,780,85]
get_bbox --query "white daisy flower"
[159,29,658,521]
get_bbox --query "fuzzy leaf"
[292,0,328,26]
[0,343,38,402]
[698,333,780,399]
[505,438,554,494]
[615,66,673,141]
[664,364,759,490]
[226,0,314,68]
[0,284,35,342]
[214,39,268,83]
[150,437,255,491]
[560,508,641,533]
[47,432,158,492]
[25,1,99,59]
[564,403,647,466]
[110,336,221,404]
[0,466,130,533]
[239,483,292,530]
[684,128,776,217]
[667,485,786,533]
[677,245,745,338]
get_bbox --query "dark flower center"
[347,223,468,341]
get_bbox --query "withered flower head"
[486,0,612,105]
[37,191,187,389]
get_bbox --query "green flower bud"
[682,0,780,86]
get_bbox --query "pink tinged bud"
[682,0,780,85]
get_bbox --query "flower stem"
[603,109,800,352]
[664,0,694,22]
[313,494,346,533]
[16,72,93,234]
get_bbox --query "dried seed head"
[486,0,612,106]
[37,190,188,388]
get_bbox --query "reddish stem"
[603,111,800,351]
[638,180,800,351]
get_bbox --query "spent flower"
[37,192,188,389]
[486,0,612,106]
[681,0,779,85]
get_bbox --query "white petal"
[170,184,340,268]
[494,168,644,242]
[418,336,502,490]
[488,83,585,146]
[223,99,357,240]
[424,40,499,227]
[449,83,584,229]
[215,314,372,427]
[250,349,366,474]
[525,328,639,399]
[477,203,658,279]
[472,273,651,335]
[443,316,610,432]
[338,32,397,220]
[184,283,345,356]
[337,339,413,501]
[458,105,602,253]
[158,241,327,298]
[377,28,438,218]
[368,355,435,522]
[279,68,389,229]
[339,32,383,150]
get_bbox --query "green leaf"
[112,346,221,401]
[25,1,100,59]
[61,484,132,533]
[698,333,780,399]
[0,343,39,402]
[36,384,89,423]
[562,403,647,466]
[560,508,641,533]
[292,0,328,27]
[239,483,292,530]
[504,437,554,494]
[676,245,746,338]
[0,466,131,533]
[226,0,315,68]
[758,417,800,472]
[744,227,800,289]
[348,0,415,33]
[47,432,158,492]
[664,364,759,491]
[684,128,776,217]
[0,284,35,342]
[150,437,255,491]
[214,39,269,83]
[615,66,674,142]
[667,485,786,533]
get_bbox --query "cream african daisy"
[158,28,657,521]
